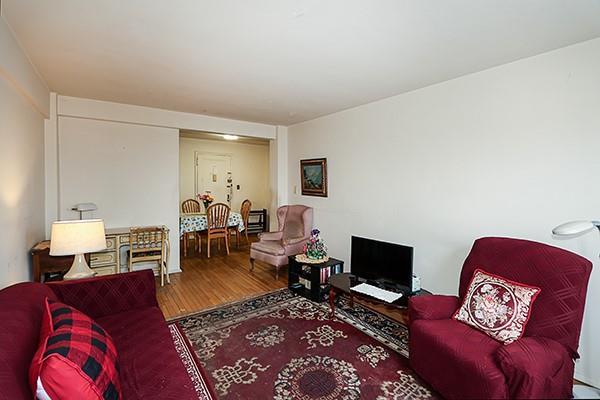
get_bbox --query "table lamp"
[50,219,107,280]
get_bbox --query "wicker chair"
[128,226,170,286]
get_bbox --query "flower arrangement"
[303,228,327,260]
[196,192,214,211]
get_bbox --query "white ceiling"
[3,1,600,126]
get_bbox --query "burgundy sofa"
[409,237,592,399]
[0,270,202,400]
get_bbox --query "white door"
[195,153,232,206]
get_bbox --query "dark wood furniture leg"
[329,287,336,319]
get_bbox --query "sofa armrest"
[47,270,158,319]
[496,337,574,399]
[258,231,283,241]
[283,236,309,246]
[408,295,460,326]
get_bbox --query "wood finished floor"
[156,233,409,324]
[157,234,287,319]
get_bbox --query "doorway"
[179,130,272,259]
[195,152,232,206]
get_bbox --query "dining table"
[180,212,245,236]
[180,212,245,257]
[179,211,245,237]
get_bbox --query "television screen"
[350,236,413,288]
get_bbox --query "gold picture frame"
[301,158,328,197]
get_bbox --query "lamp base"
[63,253,96,280]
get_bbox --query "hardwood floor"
[157,233,409,324]
[157,234,287,319]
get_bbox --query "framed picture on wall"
[300,158,328,197]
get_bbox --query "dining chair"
[181,199,202,257]
[128,226,170,286]
[228,199,252,247]
[206,203,231,258]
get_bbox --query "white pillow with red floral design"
[453,269,541,344]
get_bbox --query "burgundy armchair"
[408,237,592,399]
[250,205,313,279]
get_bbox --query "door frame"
[194,151,233,205]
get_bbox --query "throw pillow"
[29,298,122,400]
[453,269,541,344]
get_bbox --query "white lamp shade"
[50,219,107,255]
[552,220,596,237]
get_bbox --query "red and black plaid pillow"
[29,298,122,400]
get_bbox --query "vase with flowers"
[196,193,214,212]
[296,228,328,263]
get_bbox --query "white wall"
[288,38,600,386]
[58,96,276,139]
[179,137,270,211]
[0,15,49,116]
[56,116,181,271]
[46,96,283,273]
[0,16,48,287]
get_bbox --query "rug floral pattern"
[175,289,437,399]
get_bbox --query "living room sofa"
[0,270,204,400]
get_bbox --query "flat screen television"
[350,236,413,289]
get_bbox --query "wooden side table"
[31,241,87,282]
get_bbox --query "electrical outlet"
[293,185,297,194]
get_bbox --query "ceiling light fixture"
[223,135,239,141]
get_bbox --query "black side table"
[288,256,344,302]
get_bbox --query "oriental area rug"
[169,289,438,399]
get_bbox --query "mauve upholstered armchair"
[250,205,313,279]
[408,237,592,399]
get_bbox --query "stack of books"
[319,263,343,284]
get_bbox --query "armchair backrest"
[276,205,313,241]
[459,237,592,357]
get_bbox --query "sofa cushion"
[454,269,541,344]
[0,283,58,400]
[251,240,285,255]
[410,319,508,399]
[97,307,199,400]
[30,299,122,400]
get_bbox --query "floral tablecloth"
[180,212,244,237]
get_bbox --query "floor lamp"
[553,220,600,399]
